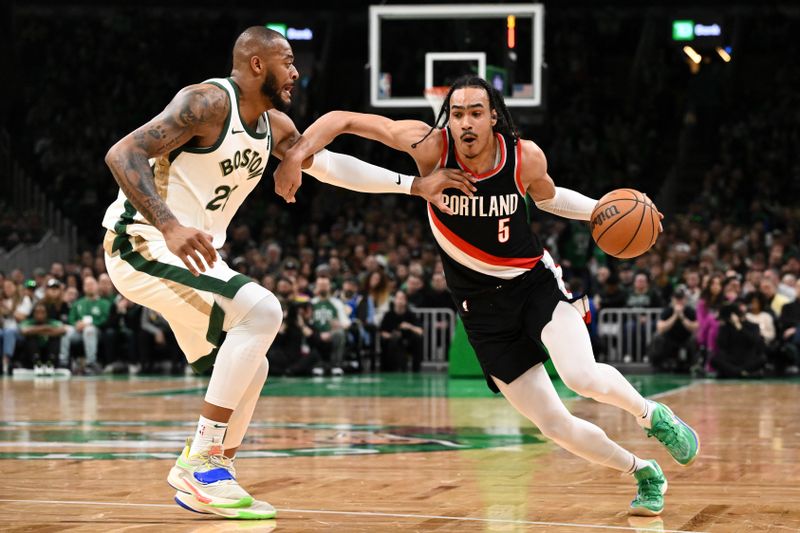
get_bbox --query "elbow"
[104,144,121,171]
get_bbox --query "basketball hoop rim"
[424,86,450,117]
[423,86,450,96]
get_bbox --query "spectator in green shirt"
[20,303,66,368]
[98,273,118,305]
[310,276,350,376]
[67,276,111,374]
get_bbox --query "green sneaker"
[646,402,700,466]
[630,460,667,516]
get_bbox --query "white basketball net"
[424,86,449,121]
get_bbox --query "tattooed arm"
[104,84,228,275]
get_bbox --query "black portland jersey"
[427,127,545,294]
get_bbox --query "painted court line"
[0,498,708,532]
[648,381,703,400]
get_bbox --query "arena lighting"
[672,20,694,41]
[672,20,723,41]
[507,15,516,49]
[716,46,731,62]
[683,45,702,64]
[287,27,313,41]
[694,23,721,37]
[266,23,287,37]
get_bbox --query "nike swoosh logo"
[395,174,401,185]
[212,424,227,429]
[231,129,245,135]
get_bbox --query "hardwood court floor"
[0,373,798,532]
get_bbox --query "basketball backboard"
[369,4,544,109]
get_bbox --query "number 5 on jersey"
[498,217,510,243]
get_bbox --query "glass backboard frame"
[369,3,544,108]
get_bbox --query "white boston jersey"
[102,78,272,248]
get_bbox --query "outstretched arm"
[104,84,226,275]
[272,111,475,213]
[291,111,440,162]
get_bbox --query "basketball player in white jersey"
[274,76,700,516]
[102,27,475,519]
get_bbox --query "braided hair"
[412,75,519,149]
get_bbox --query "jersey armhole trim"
[439,128,449,168]
[169,80,232,161]
[264,111,272,157]
[228,77,268,140]
[514,141,526,197]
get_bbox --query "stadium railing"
[597,307,663,366]
[414,307,456,370]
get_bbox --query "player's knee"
[537,415,574,442]
[561,370,608,399]
[246,292,283,341]
[255,355,269,384]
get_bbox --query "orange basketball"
[590,188,660,259]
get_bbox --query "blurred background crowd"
[2,2,798,378]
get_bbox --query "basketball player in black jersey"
[275,76,699,516]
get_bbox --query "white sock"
[627,454,652,474]
[189,416,228,456]
[636,400,656,429]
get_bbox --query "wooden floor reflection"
[0,375,797,532]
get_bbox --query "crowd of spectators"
[4,6,799,378]
[0,203,46,251]
[2,174,798,379]
[0,233,451,376]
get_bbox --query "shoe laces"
[190,444,236,476]
[647,419,680,448]
[636,476,663,501]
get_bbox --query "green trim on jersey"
[111,224,244,375]
[206,302,225,345]
[190,304,226,374]
[111,231,251,298]
[190,345,219,374]
[228,77,268,140]
[524,193,534,224]
[168,80,232,163]
[113,200,138,235]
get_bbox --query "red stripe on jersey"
[454,133,506,180]
[429,204,541,269]
[514,141,526,196]
[439,128,448,168]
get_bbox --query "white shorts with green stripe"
[103,228,269,372]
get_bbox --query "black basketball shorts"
[453,261,570,393]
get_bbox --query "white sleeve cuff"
[305,149,414,195]
[534,187,597,221]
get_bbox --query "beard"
[261,72,290,112]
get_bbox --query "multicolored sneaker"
[646,402,700,466]
[174,491,276,519]
[630,460,667,516]
[168,438,253,509]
